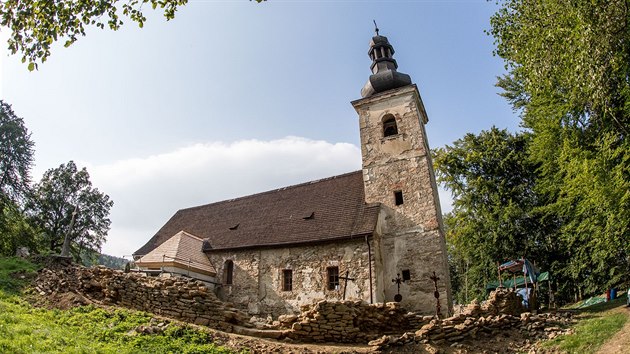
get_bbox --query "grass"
[0,256,238,354]
[0,257,39,295]
[542,296,628,354]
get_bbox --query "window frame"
[282,269,293,292]
[394,190,404,205]
[327,266,340,291]
[382,115,399,137]
[224,260,234,285]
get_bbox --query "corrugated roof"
[134,171,380,255]
[135,231,216,275]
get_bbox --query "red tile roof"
[134,171,380,255]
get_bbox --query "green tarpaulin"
[486,271,550,290]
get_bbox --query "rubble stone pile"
[479,287,524,316]
[287,300,425,343]
[34,264,576,349]
[34,264,247,332]
[397,311,574,350]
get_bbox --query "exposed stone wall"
[207,238,374,317]
[284,289,572,346]
[352,85,453,314]
[35,265,240,332]
[286,300,424,343]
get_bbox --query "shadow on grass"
[0,257,39,296]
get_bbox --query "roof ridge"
[176,230,204,241]
[179,170,362,212]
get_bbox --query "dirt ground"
[595,305,630,354]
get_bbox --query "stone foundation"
[34,264,242,332]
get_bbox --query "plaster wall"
[206,238,375,317]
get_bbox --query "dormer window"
[383,115,398,137]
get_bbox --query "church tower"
[352,28,452,314]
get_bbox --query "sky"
[1,0,520,258]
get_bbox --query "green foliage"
[26,161,113,260]
[490,0,630,297]
[434,127,559,302]
[0,203,39,257]
[0,257,38,295]
[82,253,129,269]
[0,0,267,70]
[0,101,37,257]
[0,100,34,206]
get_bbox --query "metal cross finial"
[392,273,403,302]
[373,20,379,35]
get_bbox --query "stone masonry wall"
[353,85,453,314]
[208,238,374,317]
[286,300,422,343]
[35,265,241,332]
[284,288,573,346]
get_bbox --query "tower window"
[224,260,234,285]
[327,266,340,290]
[402,269,411,281]
[394,190,404,205]
[383,115,398,137]
[282,269,293,291]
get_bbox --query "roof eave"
[202,232,374,253]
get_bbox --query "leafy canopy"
[434,127,558,302]
[0,100,34,206]
[0,0,265,71]
[27,161,113,260]
[490,0,630,294]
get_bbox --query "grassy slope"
[542,295,629,354]
[0,257,236,354]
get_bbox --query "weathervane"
[373,20,379,36]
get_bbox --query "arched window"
[224,260,234,285]
[382,115,398,137]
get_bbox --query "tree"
[0,203,39,256]
[0,101,36,256]
[0,100,34,206]
[0,0,265,70]
[490,0,630,297]
[27,161,113,260]
[433,127,560,302]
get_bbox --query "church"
[133,30,453,317]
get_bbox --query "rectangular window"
[402,269,411,281]
[224,260,234,285]
[282,269,293,291]
[327,266,339,291]
[394,190,404,205]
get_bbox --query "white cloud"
[84,137,362,257]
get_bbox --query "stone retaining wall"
[286,300,424,343]
[35,265,243,332]
[35,262,573,349]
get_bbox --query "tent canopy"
[486,271,550,290]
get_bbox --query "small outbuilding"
[135,230,217,283]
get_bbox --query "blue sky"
[1,1,519,257]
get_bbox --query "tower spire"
[360,27,412,98]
